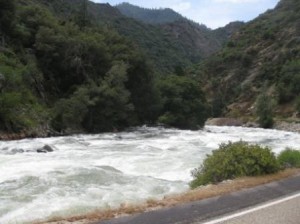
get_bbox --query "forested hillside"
[0,0,209,136]
[28,0,237,75]
[32,1,242,74]
[193,0,300,121]
[115,3,243,68]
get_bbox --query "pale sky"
[91,0,280,29]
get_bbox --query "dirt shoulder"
[37,169,300,224]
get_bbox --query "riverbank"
[0,128,64,141]
[37,169,300,224]
[205,118,300,133]
[1,118,300,141]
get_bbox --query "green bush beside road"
[190,141,282,189]
[278,148,300,168]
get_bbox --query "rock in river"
[37,145,54,153]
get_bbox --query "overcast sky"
[91,0,280,29]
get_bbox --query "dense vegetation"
[1,0,299,135]
[192,0,300,121]
[255,85,275,128]
[0,0,209,135]
[278,148,300,168]
[190,141,280,188]
[35,0,237,76]
[114,2,242,73]
[158,75,208,130]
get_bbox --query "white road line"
[202,192,300,224]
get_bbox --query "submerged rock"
[37,145,54,153]
[10,148,25,154]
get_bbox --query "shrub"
[190,141,280,188]
[277,148,300,168]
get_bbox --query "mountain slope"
[194,0,300,119]
[0,0,212,135]
[0,0,164,134]
[116,2,243,63]
[161,20,245,63]
[213,21,245,46]
[38,0,242,75]
[116,2,183,24]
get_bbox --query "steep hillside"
[116,2,183,24]
[195,0,300,119]
[160,20,244,63]
[29,0,222,74]
[0,0,161,134]
[116,2,243,63]
[213,21,245,46]
[0,0,210,136]
[114,2,242,71]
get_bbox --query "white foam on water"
[0,126,300,223]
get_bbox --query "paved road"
[94,174,300,224]
[207,193,300,224]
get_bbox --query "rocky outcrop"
[274,121,300,133]
[205,117,300,133]
[205,118,244,127]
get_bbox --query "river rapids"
[0,126,300,223]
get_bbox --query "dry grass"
[36,169,300,224]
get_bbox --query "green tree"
[158,75,208,130]
[35,26,110,96]
[256,85,275,128]
[51,86,90,132]
[125,54,161,124]
[52,62,134,133]
[83,62,134,132]
[16,5,57,47]
[0,0,16,44]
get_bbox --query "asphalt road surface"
[202,192,300,224]
[95,174,300,224]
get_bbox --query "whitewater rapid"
[0,126,300,223]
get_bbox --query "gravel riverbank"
[205,118,300,133]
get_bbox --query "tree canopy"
[0,0,209,134]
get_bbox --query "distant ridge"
[114,2,243,69]
[116,2,184,24]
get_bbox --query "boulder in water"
[37,145,54,153]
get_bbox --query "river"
[0,126,300,223]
